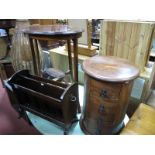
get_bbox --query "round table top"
[82,56,140,82]
[22,25,83,38]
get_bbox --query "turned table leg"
[67,39,73,80]
[72,38,81,113]
[34,39,41,76]
[29,37,38,75]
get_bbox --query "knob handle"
[100,89,109,99]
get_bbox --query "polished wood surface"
[82,56,139,82]
[121,103,155,135]
[23,25,82,39]
[80,56,139,134]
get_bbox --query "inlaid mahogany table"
[80,56,140,134]
[23,25,83,82]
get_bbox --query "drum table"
[80,56,139,134]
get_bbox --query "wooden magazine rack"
[5,70,79,134]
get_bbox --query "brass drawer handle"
[100,89,109,99]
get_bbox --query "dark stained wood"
[82,55,139,82]
[0,61,15,86]
[67,39,73,79]
[72,38,78,82]
[5,70,79,135]
[80,56,139,134]
[72,38,81,113]
[29,74,68,88]
[24,29,82,39]
[34,39,41,75]
[29,38,38,74]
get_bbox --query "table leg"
[29,38,38,75]
[72,38,81,113]
[34,39,41,76]
[67,39,73,80]
[72,38,78,82]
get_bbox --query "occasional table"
[23,25,83,83]
[80,56,139,134]
[23,25,83,113]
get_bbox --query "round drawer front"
[80,56,139,135]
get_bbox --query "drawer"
[89,78,122,101]
[88,98,119,126]
[90,95,118,108]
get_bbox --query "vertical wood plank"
[128,23,140,65]
[116,22,125,57]
[135,24,148,71]
[106,21,116,56]
[113,22,120,56]
[122,22,133,59]
[143,24,154,66]
[99,20,107,56]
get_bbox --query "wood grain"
[99,20,155,72]
[120,103,155,135]
[80,56,139,134]
[82,55,140,82]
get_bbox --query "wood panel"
[99,20,155,72]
